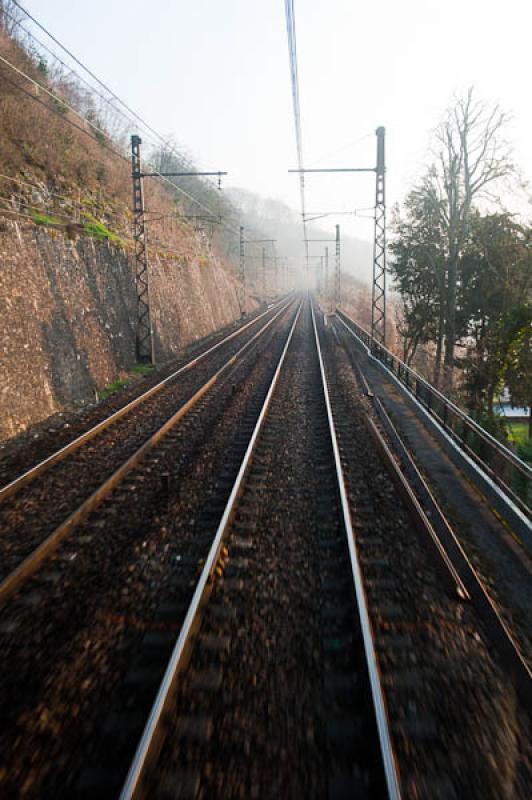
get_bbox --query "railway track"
[1,296,529,798]
[0,301,288,489]
[0,297,294,604]
[115,297,530,799]
[0,299,301,799]
[316,303,531,797]
[118,299,400,800]
[332,310,532,705]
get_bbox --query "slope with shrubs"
[0,8,249,438]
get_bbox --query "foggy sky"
[21,0,532,264]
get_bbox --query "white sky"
[25,0,532,247]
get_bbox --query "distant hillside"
[0,6,373,288]
[228,187,374,285]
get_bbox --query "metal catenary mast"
[372,126,386,345]
[131,135,153,364]
[335,225,341,308]
[131,135,227,361]
[289,126,387,338]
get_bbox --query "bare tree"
[430,89,513,378]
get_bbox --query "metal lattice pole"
[262,247,266,301]
[239,225,245,318]
[131,135,154,364]
[335,224,341,309]
[324,246,329,302]
[372,126,386,346]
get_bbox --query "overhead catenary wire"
[0,185,216,259]
[0,174,131,231]
[284,0,308,268]
[0,173,117,208]
[0,193,132,241]
[0,175,207,248]
[4,2,201,185]
[9,2,187,155]
[3,5,267,256]
[0,52,127,152]
[0,198,124,240]
[0,66,129,163]
[0,197,205,262]
[0,53,211,217]
[0,193,102,226]
[1,5,132,131]
[9,0,220,191]
[6,0,216,195]
[0,58,243,245]
[306,132,373,168]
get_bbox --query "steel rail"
[0,300,296,608]
[310,302,402,800]
[335,310,532,552]
[334,329,470,601]
[118,301,303,800]
[331,314,532,711]
[0,298,291,505]
[364,412,470,600]
[336,309,531,501]
[365,400,532,711]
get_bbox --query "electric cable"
[284,0,308,266]
[0,66,129,163]
[3,6,265,254]
[10,1,217,187]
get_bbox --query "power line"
[0,196,204,262]
[284,0,308,267]
[1,62,255,255]
[10,1,218,189]
[4,3,267,256]
[306,132,373,168]
[1,5,128,127]
[0,54,223,230]
[0,173,124,214]
[0,52,120,146]
[0,197,130,241]
[0,191,129,237]
[6,0,211,192]
[0,67,129,163]
[10,1,177,151]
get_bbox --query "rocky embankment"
[0,220,245,439]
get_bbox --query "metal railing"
[336,309,531,518]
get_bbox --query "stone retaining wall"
[0,221,242,439]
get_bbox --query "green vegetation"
[390,89,531,449]
[0,7,280,290]
[506,420,529,447]
[82,217,123,244]
[516,439,532,467]
[30,209,61,226]
[97,363,156,401]
[28,206,126,247]
[97,377,128,401]
[130,363,155,376]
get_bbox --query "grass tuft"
[30,209,61,226]
[97,363,155,401]
[506,420,530,447]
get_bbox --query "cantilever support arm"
[288,167,375,173]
